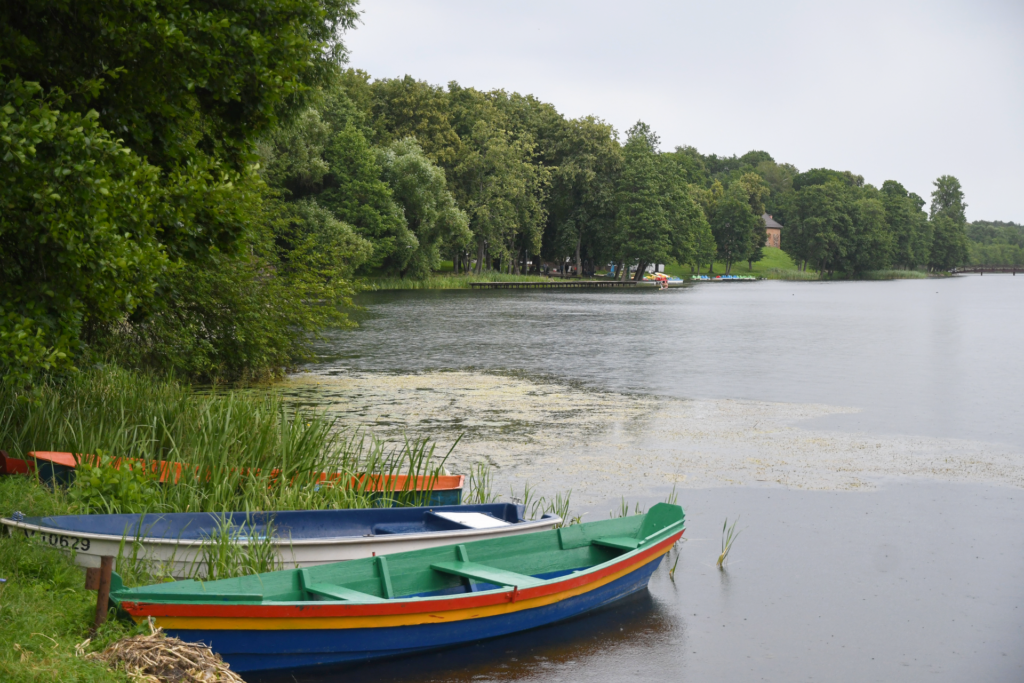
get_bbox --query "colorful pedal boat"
[110,503,685,673]
[1,504,558,578]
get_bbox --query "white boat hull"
[2,516,560,578]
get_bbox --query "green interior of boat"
[111,504,684,605]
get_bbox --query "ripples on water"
[274,276,1024,683]
[314,276,1023,449]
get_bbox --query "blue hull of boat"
[167,556,663,673]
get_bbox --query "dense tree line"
[966,221,1024,266]
[0,1,985,385]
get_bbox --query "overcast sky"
[344,0,1023,222]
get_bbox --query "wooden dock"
[952,266,1017,275]
[470,280,640,289]
[469,280,689,289]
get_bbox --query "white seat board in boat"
[434,512,511,529]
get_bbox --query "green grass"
[0,476,140,682]
[363,272,552,291]
[663,248,817,280]
[861,269,928,280]
[0,368,573,680]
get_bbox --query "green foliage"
[717,517,741,569]
[1,0,360,170]
[966,220,1024,265]
[881,180,931,269]
[97,186,364,382]
[377,138,471,278]
[613,122,671,279]
[0,79,169,386]
[929,214,970,271]
[355,73,463,169]
[193,516,283,582]
[792,168,864,191]
[711,190,761,274]
[0,477,139,682]
[928,176,969,271]
[365,272,551,290]
[68,457,162,515]
[545,115,622,273]
[257,108,334,198]
[320,124,418,272]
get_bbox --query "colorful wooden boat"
[109,503,685,673]
[1,504,559,578]
[23,451,465,505]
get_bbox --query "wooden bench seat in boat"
[298,568,384,602]
[429,561,545,588]
[591,536,642,551]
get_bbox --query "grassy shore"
[663,248,815,279]
[0,477,141,682]
[0,368,462,679]
[664,250,931,281]
[0,368,572,680]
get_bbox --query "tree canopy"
[0,2,990,386]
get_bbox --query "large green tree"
[927,175,969,271]
[711,190,760,274]
[376,138,470,278]
[881,180,931,269]
[545,116,622,276]
[1,0,363,383]
[1,0,358,170]
[613,122,670,281]
[319,125,418,272]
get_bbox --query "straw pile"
[88,622,244,683]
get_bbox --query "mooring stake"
[91,556,114,635]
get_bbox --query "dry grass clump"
[88,621,243,683]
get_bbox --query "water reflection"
[253,590,680,683]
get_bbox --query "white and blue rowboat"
[0,504,560,578]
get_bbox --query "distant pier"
[952,266,1017,275]
[469,280,684,289]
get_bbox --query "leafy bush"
[68,457,162,515]
[0,78,169,387]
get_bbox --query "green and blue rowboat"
[110,503,685,674]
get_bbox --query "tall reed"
[0,368,451,514]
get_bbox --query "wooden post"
[85,567,100,590]
[92,556,114,634]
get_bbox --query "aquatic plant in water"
[717,517,740,569]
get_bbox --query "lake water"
[314,275,1024,450]
[269,275,1024,683]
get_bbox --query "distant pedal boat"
[110,503,685,674]
[0,504,559,578]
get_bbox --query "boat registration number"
[21,529,91,551]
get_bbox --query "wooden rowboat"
[23,451,465,505]
[109,503,685,673]
[1,504,559,578]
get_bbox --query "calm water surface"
[278,275,1024,683]
[317,275,1024,449]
